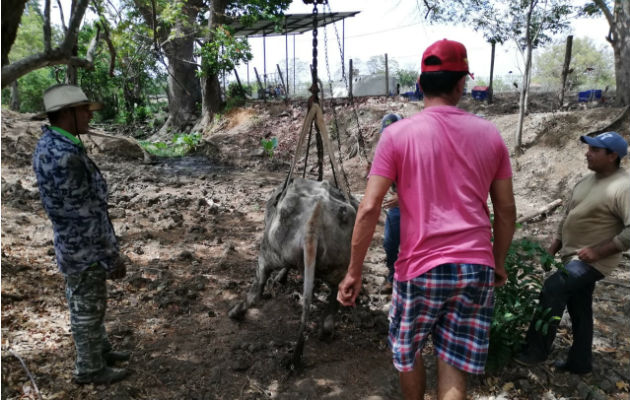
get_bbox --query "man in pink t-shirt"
[337,39,516,400]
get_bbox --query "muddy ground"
[1,93,629,400]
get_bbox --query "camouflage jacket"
[33,125,118,275]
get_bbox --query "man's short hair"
[419,71,468,97]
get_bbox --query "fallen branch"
[517,199,562,224]
[9,349,42,400]
[600,278,630,289]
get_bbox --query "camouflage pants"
[65,264,112,377]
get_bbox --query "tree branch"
[1,51,93,88]
[85,24,101,62]
[101,21,116,76]
[44,0,52,51]
[60,0,90,53]
[592,0,614,26]
[56,0,68,32]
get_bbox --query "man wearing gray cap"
[33,84,130,384]
[516,131,630,374]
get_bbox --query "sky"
[235,0,611,88]
[49,0,612,89]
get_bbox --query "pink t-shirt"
[371,105,512,281]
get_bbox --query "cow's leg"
[273,267,289,285]
[319,285,339,341]
[291,203,321,368]
[228,253,273,320]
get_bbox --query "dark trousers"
[383,206,400,283]
[524,260,604,370]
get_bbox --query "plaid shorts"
[388,263,495,375]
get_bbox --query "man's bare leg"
[399,353,426,400]
[437,357,466,400]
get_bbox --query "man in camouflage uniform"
[33,84,130,385]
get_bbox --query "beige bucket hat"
[42,84,103,114]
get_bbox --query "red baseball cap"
[421,39,474,79]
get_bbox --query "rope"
[321,9,351,193]
[324,2,368,164]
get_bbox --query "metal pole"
[488,41,496,104]
[385,53,389,96]
[349,58,353,100]
[293,35,296,96]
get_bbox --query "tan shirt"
[555,168,630,276]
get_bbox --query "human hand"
[337,272,362,307]
[108,254,128,280]
[494,265,508,287]
[577,247,599,264]
[383,194,398,209]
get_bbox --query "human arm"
[547,238,562,256]
[337,175,393,306]
[489,178,516,287]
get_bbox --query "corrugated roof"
[227,11,359,37]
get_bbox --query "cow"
[228,177,358,368]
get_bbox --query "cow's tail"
[293,200,322,366]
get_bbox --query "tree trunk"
[1,0,91,88]
[610,0,630,106]
[10,80,20,111]
[197,0,229,132]
[596,0,630,106]
[559,35,573,107]
[515,2,535,155]
[157,3,201,137]
[488,41,495,104]
[159,35,201,136]
[1,0,28,66]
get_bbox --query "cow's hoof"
[319,315,335,341]
[282,354,303,372]
[228,302,246,320]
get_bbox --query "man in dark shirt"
[33,84,130,385]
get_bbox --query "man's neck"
[594,166,619,179]
[423,95,459,108]
[52,121,78,136]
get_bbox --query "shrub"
[140,132,201,157]
[261,137,278,159]
[486,238,563,371]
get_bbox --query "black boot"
[75,367,129,385]
[103,350,130,365]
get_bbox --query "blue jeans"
[523,260,604,370]
[383,207,400,283]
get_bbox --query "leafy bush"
[140,132,201,157]
[486,238,563,371]
[261,137,278,159]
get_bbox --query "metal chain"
[324,2,367,163]
[321,10,351,193]
[309,3,319,103]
